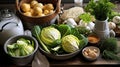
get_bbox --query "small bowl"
[88,34,100,46]
[82,46,100,61]
[4,35,38,66]
[39,46,81,60]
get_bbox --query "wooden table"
[0,3,120,67]
[1,40,120,67]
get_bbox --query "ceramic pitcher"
[93,18,115,40]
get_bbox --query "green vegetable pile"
[32,24,88,55]
[7,38,34,57]
[100,37,120,61]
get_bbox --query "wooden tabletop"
[1,41,120,67]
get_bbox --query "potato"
[34,3,44,9]
[49,10,54,14]
[44,10,49,15]
[33,7,43,15]
[30,0,38,8]
[43,3,54,10]
[21,1,54,17]
[21,3,31,12]
[24,12,32,16]
[38,13,45,17]
[30,9,34,15]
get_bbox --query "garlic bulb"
[63,18,77,28]
[79,20,94,30]
[112,16,120,24]
[78,20,88,27]
[108,22,116,30]
[87,22,95,30]
[86,26,91,31]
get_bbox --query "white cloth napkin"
[32,50,50,67]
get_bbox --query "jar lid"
[0,9,13,20]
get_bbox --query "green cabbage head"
[62,35,80,53]
[40,26,61,46]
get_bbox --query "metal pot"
[0,9,24,45]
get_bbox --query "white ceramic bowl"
[82,46,100,61]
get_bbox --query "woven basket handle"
[16,0,21,12]
[55,0,61,14]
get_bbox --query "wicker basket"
[16,0,61,29]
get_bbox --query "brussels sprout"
[40,26,61,46]
[61,35,80,53]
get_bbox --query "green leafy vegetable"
[71,28,88,48]
[7,38,34,57]
[71,26,91,37]
[32,25,50,53]
[78,34,88,49]
[32,24,88,55]
[71,28,88,49]
[57,24,71,37]
[61,35,80,53]
[40,26,61,47]
[51,39,61,47]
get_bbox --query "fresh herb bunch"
[102,50,120,61]
[100,37,120,61]
[85,0,115,21]
[99,37,117,52]
[79,13,93,23]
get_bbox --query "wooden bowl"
[16,0,61,28]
